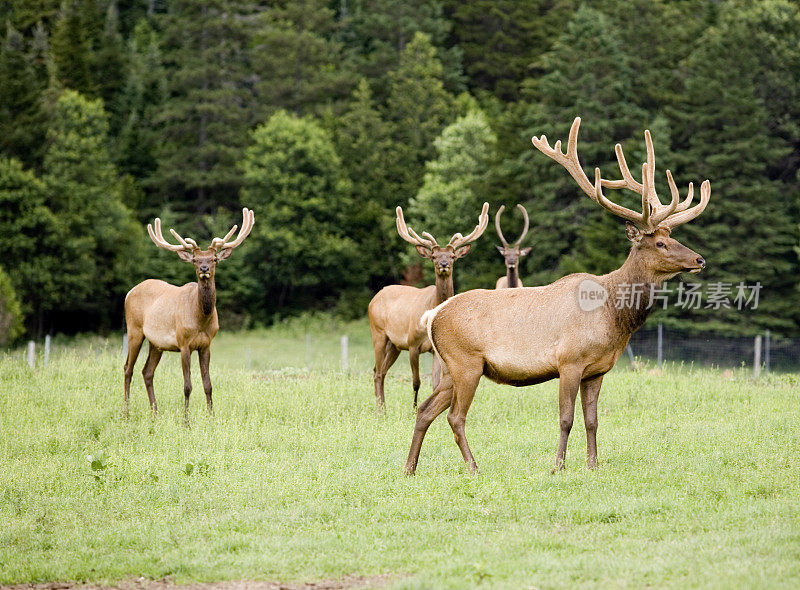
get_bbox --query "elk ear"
[625,221,643,244]
[176,250,194,263]
[415,245,433,259]
[454,244,472,259]
[520,246,533,256]
[495,245,504,254]
[215,248,233,262]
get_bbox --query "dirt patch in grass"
[2,574,394,590]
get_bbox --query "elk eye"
[656,241,665,248]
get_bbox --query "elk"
[123,208,254,422]
[368,203,489,411]
[494,204,531,288]
[405,117,710,475]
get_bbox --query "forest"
[0,0,799,340]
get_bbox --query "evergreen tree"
[385,32,454,205]
[0,265,24,345]
[42,90,144,331]
[49,0,100,96]
[236,110,360,317]
[95,1,127,110]
[149,0,257,214]
[251,0,355,118]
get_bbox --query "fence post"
[657,322,663,369]
[764,330,771,374]
[122,333,128,357]
[44,335,51,366]
[754,335,762,379]
[340,335,348,371]
[27,341,35,369]
[305,333,311,369]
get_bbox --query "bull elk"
[494,204,531,288]
[405,117,710,475]
[123,208,254,422]
[368,203,489,411]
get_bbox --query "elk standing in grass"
[494,204,532,288]
[368,203,489,411]
[405,117,710,475]
[123,208,254,422]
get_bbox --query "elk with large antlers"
[123,208,255,422]
[405,117,710,475]
[494,204,531,288]
[368,203,489,411]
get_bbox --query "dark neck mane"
[198,280,216,316]
[435,274,454,304]
[602,247,665,334]
[506,265,519,288]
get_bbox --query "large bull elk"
[368,203,489,411]
[123,208,254,422]
[405,117,710,474]
[494,204,531,288]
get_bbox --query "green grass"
[1,324,799,588]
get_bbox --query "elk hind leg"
[372,334,399,412]
[447,364,484,473]
[404,372,453,475]
[554,367,583,472]
[580,374,603,469]
[123,330,144,418]
[409,346,421,408]
[141,343,163,415]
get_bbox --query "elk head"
[532,117,710,280]
[495,204,532,272]
[395,203,490,278]
[147,208,255,284]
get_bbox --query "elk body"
[494,204,531,288]
[368,204,489,411]
[405,117,710,475]
[123,208,254,422]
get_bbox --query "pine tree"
[95,1,127,110]
[0,265,24,345]
[49,0,100,96]
[385,32,454,205]
[236,110,360,317]
[149,0,257,214]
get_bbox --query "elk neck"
[196,277,216,316]
[601,246,663,334]
[434,273,455,304]
[506,265,519,288]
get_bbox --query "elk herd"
[124,117,711,474]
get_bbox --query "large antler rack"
[396,203,490,251]
[147,207,255,255]
[495,204,529,248]
[531,117,710,232]
[209,208,255,252]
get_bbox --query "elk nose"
[696,257,705,268]
[199,264,210,273]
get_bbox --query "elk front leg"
[181,348,192,426]
[141,343,163,415]
[198,347,213,415]
[123,330,144,419]
[404,372,453,475]
[447,364,484,474]
[554,367,583,472]
[580,374,603,469]
[409,346,421,408]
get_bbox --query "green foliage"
[237,110,360,318]
[49,0,101,96]
[0,266,24,345]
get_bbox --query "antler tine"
[494,205,509,247]
[531,117,596,199]
[662,180,710,229]
[450,202,490,249]
[513,204,530,247]
[667,171,694,213]
[169,228,198,250]
[395,206,437,249]
[593,168,645,226]
[212,208,255,251]
[147,217,195,252]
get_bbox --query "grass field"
[1,320,799,588]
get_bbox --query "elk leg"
[580,374,603,469]
[404,372,453,475]
[431,353,442,390]
[409,346,421,408]
[123,330,144,419]
[554,368,583,472]
[141,343,163,415]
[447,365,483,474]
[373,338,400,412]
[181,348,192,426]
[199,347,213,416]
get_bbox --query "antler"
[209,208,255,251]
[147,218,199,252]
[396,206,439,249]
[495,204,530,248]
[449,202,490,249]
[532,117,710,232]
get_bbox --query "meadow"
[1,319,799,589]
